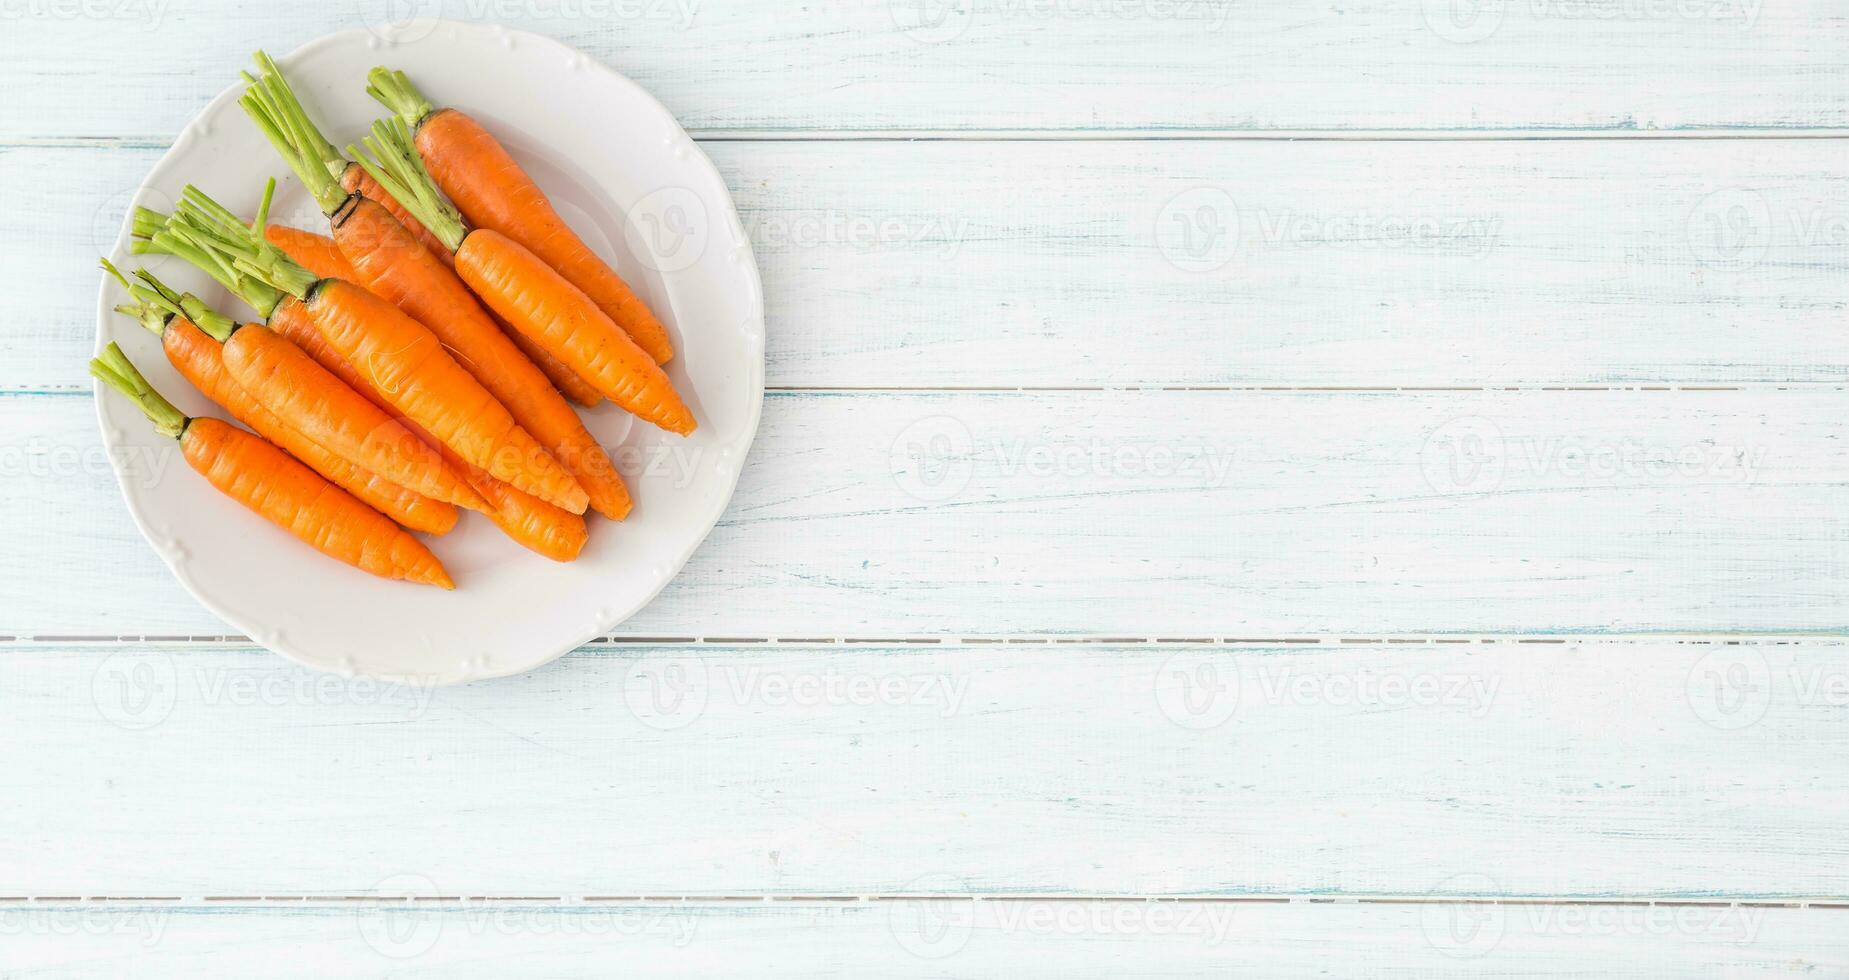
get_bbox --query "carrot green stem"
[90,342,188,439]
[349,116,466,252]
[365,66,434,128]
[240,50,349,215]
[100,257,236,342]
[166,181,320,304]
[132,201,286,317]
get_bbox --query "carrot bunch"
[96,50,703,589]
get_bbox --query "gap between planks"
[7,635,1846,648]
[17,128,1849,150]
[0,895,1843,909]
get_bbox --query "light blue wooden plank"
[13,139,1849,393]
[3,1,1847,139]
[4,640,1848,897]
[5,389,1846,637]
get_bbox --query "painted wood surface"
[3,0,1846,139]
[15,139,1849,392]
[6,640,1848,897]
[7,0,1849,972]
[1,901,1841,978]
[5,389,1843,637]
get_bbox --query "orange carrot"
[370,66,676,365]
[264,223,359,280]
[241,60,625,517]
[90,344,453,588]
[351,118,693,436]
[455,228,694,434]
[258,274,588,561]
[268,222,602,409]
[459,458,588,562]
[216,316,491,512]
[496,311,605,408]
[153,182,591,515]
[104,261,458,536]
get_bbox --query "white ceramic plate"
[95,22,763,683]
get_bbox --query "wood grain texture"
[15,139,1849,393]
[3,388,1845,637]
[3,0,1847,139]
[0,901,1840,977]
[7,640,1849,897]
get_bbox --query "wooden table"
[4,1,1847,974]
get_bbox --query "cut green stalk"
[164,180,320,305]
[133,198,286,316]
[349,117,466,252]
[90,342,188,440]
[100,257,236,342]
[239,50,350,215]
[365,66,434,129]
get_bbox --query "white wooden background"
[4,0,1849,975]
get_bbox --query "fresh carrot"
[498,314,605,408]
[90,343,453,588]
[103,260,458,536]
[151,182,591,515]
[369,65,677,365]
[263,223,360,280]
[241,58,628,517]
[267,221,602,409]
[247,258,588,562]
[128,204,491,515]
[352,117,695,436]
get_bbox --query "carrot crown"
[348,116,466,253]
[157,181,321,307]
[90,342,188,440]
[239,50,349,216]
[100,258,236,342]
[365,66,434,129]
